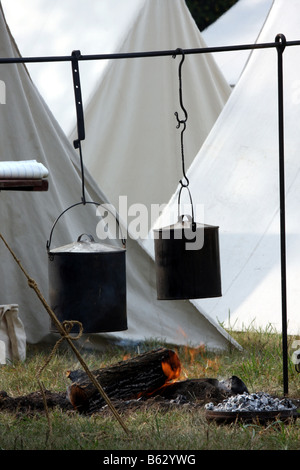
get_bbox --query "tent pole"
[276,34,288,396]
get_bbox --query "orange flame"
[161,350,181,382]
[137,350,182,398]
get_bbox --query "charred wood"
[66,348,180,412]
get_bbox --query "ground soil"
[1,384,300,421]
[0,379,228,416]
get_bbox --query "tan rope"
[36,320,82,443]
[0,232,130,435]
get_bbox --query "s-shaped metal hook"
[173,48,189,188]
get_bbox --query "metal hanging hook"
[173,48,188,127]
[71,50,86,204]
[173,48,189,189]
[173,48,196,222]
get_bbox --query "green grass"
[1,326,300,450]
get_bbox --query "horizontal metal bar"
[1,39,300,65]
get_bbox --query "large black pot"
[46,199,128,335]
[48,233,127,334]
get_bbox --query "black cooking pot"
[153,184,222,301]
[47,204,127,334]
[154,216,222,300]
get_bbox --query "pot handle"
[46,201,126,252]
[177,185,196,231]
[77,233,95,243]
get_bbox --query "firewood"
[66,348,181,413]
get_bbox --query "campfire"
[0,347,243,416]
[1,346,299,426]
[64,347,248,415]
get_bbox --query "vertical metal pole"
[276,34,288,395]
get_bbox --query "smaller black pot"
[154,216,222,300]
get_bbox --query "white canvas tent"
[149,0,300,335]
[202,0,274,87]
[1,0,146,136]
[77,0,231,222]
[0,4,239,351]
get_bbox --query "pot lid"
[153,217,218,232]
[49,233,125,253]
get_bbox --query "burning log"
[66,348,249,415]
[67,348,181,413]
